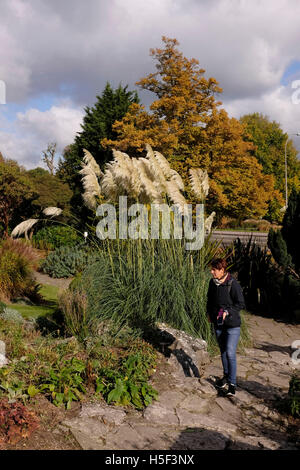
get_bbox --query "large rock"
[61,403,127,450]
[0,340,8,367]
[156,323,209,378]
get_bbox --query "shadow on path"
[169,427,261,450]
[255,341,292,355]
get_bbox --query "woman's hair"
[210,258,227,271]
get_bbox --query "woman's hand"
[223,310,229,321]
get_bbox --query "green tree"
[26,167,73,220]
[102,37,280,220]
[240,113,300,196]
[57,83,139,225]
[58,82,139,185]
[0,158,36,237]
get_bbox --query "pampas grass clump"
[79,144,188,207]
[77,237,224,349]
[79,144,214,223]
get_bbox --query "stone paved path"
[59,314,300,450]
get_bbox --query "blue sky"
[281,60,300,86]
[1,0,300,168]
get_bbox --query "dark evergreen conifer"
[57,83,139,225]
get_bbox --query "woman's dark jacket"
[206,273,245,328]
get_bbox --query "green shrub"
[268,228,293,269]
[41,245,98,278]
[284,373,300,418]
[266,189,300,321]
[0,317,158,410]
[33,225,81,250]
[227,237,283,315]
[38,357,87,409]
[242,219,270,232]
[91,338,158,409]
[281,188,300,271]
[78,238,225,350]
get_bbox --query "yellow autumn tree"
[102,36,281,219]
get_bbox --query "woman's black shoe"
[215,376,228,389]
[224,383,236,396]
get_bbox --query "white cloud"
[0,0,300,165]
[224,83,300,150]
[0,0,299,103]
[0,101,84,168]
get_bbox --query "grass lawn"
[8,284,59,319]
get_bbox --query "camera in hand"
[217,308,224,326]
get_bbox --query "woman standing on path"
[206,258,245,396]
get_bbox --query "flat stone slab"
[209,397,242,427]
[234,388,256,405]
[173,377,204,392]
[79,403,126,426]
[103,424,145,450]
[156,390,187,409]
[71,430,104,450]
[257,371,290,390]
[107,424,178,450]
[193,412,238,436]
[179,395,211,413]
[61,416,109,450]
[143,403,179,425]
[243,348,270,358]
[176,409,205,428]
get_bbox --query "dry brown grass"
[0,238,41,302]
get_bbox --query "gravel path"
[33,271,73,290]
[58,314,300,450]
